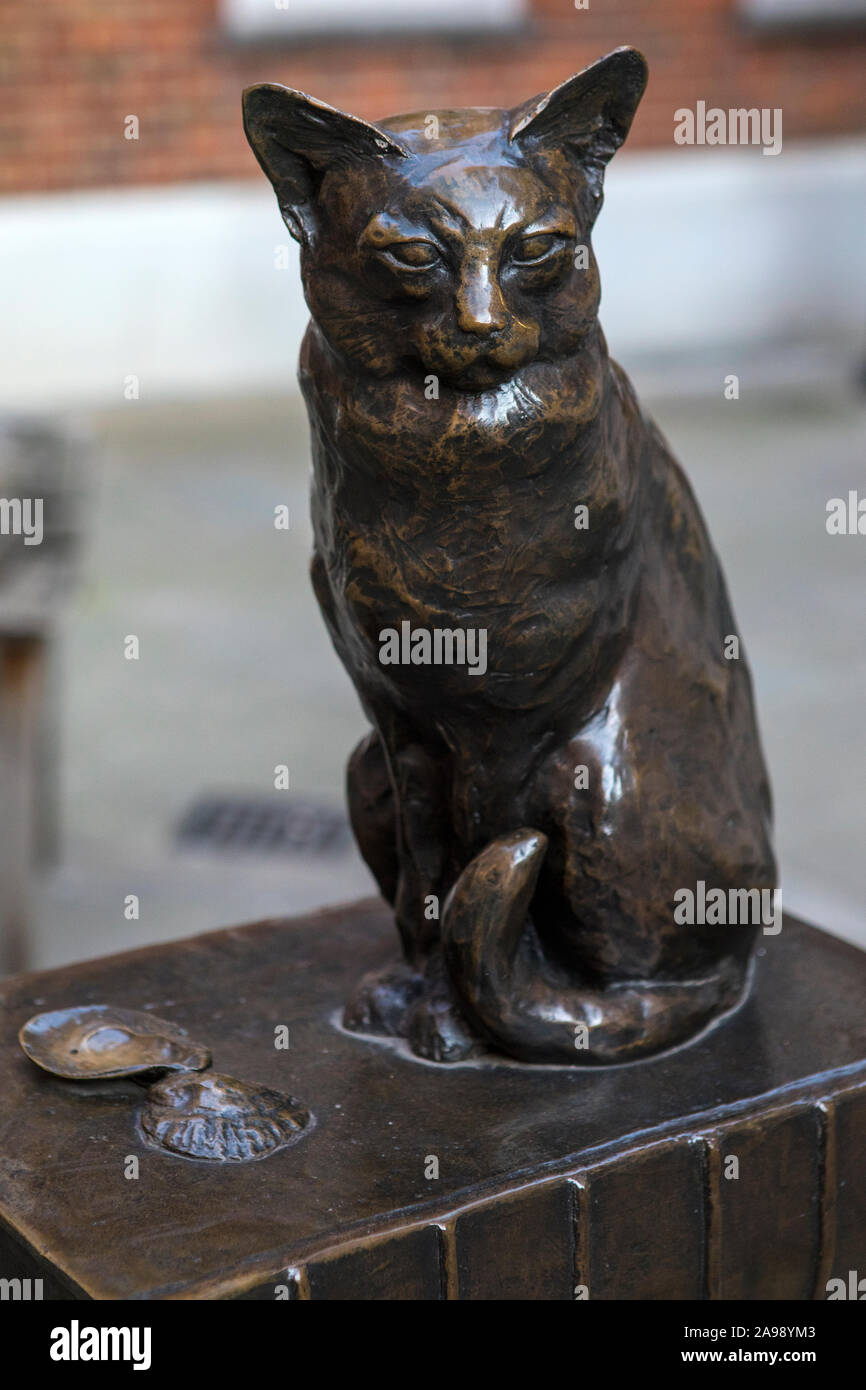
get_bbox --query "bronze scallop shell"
[19,1004,212,1080]
[139,1071,310,1162]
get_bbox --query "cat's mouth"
[440,361,516,392]
[415,323,541,394]
[423,352,532,393]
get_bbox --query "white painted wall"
[223,0,527,36]
[1,138,864,412]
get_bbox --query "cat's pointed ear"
[242,84,409,244]
[509,47,648,196]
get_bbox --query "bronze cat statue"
[242,47,776,1065]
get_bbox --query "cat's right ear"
[242,84,409,245]
[509,48,648,201]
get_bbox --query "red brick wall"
[2,0,865,194]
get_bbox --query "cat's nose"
[456,260,507,337]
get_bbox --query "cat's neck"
[299,321,636,502]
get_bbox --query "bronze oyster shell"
[139,1070,310,1162]
[19,1004,212,1080]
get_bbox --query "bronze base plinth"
[1,900,864,1300]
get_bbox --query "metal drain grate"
[177,796,351,856]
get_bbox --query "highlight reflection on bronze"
[19,1004,212,1081]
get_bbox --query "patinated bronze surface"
[1,903,865,1299]
[139,1072,310,1163]
[242,47,776,1066]
[18,1003,311,1163]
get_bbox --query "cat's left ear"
[510,47,648,197]
[242,84,409,245]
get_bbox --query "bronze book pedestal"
[1,900,864,1300]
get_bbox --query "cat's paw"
[342,960,423,1038]
[406,990,480,1064]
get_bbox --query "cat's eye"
[511,233,564,266]
[382,241,440,270]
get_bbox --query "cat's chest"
[310,430,597,634]
[305,358,614,601]
[335,507,550,631]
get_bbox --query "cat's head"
[243,48,647,392]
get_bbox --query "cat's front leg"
[404,950,481,1063]
[343,721,471,1048]
[376,725,451,963]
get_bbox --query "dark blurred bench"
[0,420,85,973]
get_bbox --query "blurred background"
[0,0,864,974]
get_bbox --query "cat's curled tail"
[441,829,744,1065]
